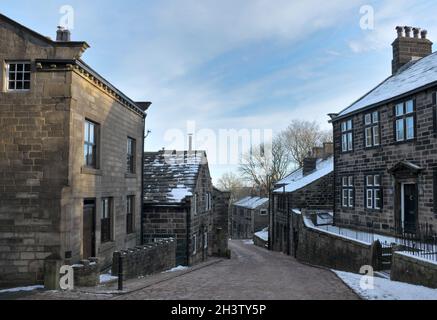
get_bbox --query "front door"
[83,200,96,258]
[402,184,417,234]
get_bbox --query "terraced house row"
[330,26,437,236]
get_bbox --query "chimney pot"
[404,26,412,37]
[413,27,420,38]
[396,26,404,38]
[421,29,428,39]
[56,26,71,42]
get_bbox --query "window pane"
[406,100,414,114]
[342,190,348,207]
[9,64,16,71]
[342,134,347,152]
[342,177,347,187]
[16,81,23,90]
[365,127,372,147]
[17,64,23,72]
[348,190,354,207]
[8,81,15,90]
[406,117,414,139]
[24,64,31,72]
[348,176,353,187]
[367,189,373,209]
[9,72,15,80]
[23,81,30,90]
[367,176,373,186]
[85,122,90,142]
[373,112,379,123]
[365,114,372,125]
[16,73,23,81]
[396,103,404,116]
[374,190,381,209]
[347,132,353,150]
[374,175,381,186]
[373,126,380,146]
[342,122,347,132]
[396,119,404,141]
[89,123,95,143]
[347,120,353,131]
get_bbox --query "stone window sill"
[81,167,103,176]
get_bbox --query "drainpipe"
[186,201,191,266]
[140,116,146,245]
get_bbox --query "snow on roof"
[274,156,333,194]
[143,150,207,204]
[336,51,437,119]
[233,196,269,209]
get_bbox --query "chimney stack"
[188,134,193,152]
[392,26,433,74]
[56,26,71,42]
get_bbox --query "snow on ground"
[243,240,255,245]
[100,274,118,283]
[254,228,268,242]
[0,285,44,294]
[164,265,189,273]
[333,270,437,300]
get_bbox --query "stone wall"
[231,201,269,240]
[294,211,380,273]
[391,252,437,289]
[111,238,176,280]
[211,188,230,257]
[72,258,100,287]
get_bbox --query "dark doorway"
[83,199,96,258]
[402,184,417,234]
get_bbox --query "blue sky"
[3,0,437,182]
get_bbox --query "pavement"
[10,240,358,300]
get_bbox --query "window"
[366,175,382,210]
[6,62,31,91]
[127,137,136,174]
[101,198,112,243]
[192,235,197,255]
[433,92,437,133]
[84,120,98,168]
[204,232,208,249]
[205,192,212,211]
[395,100,415,142]
[341,120,353,152]
[342,176,354,208]
[126,196,135,234]
[260,209,268,216]
[364,111,380,147]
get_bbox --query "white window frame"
[5,61,31,92]
[341,120,353,152]
[395,100,415,142]
[342,176,354,208]
[366,175,382,210]
[364,111,380,148]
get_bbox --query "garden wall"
[391,252,437,289]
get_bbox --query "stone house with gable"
[0,14,150,287]
[142,150,216,266]
[330,26,437,236]
[231,196,269,239]
[271,143,334,254]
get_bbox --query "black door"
[83,200,96,258]
[403,184,417,234]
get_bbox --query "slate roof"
[273,156,333,194]
[233,197,269,209]
[143,150,207,205]
[334,51,437,121]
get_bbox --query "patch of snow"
[234,197,269,209]
[292,209,301,215]
[100,274,118,284]
[396,252,437,266]
[0,285,44,294]
[254,228,268,242]
[333,270,437,300]
[168,187,193,202]
[243,240,255,245]
[274,157,333,193]
[164,265,189,273]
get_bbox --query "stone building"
[142,150,215,266]
[211,187,231,257]
[231,197,269,239]
[329,26,437,235]
[0,14,150,287]
[271,144,334,254]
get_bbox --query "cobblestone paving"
[13,241,358,300]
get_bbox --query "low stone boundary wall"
[111,238,176,280]
[72,258,100,287]
[391,252,437,289]
[295,212,381,273]
[253,235,268,248]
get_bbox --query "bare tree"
[280,120,331,167]
[217,172,247,202]
[238,137,291,196]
